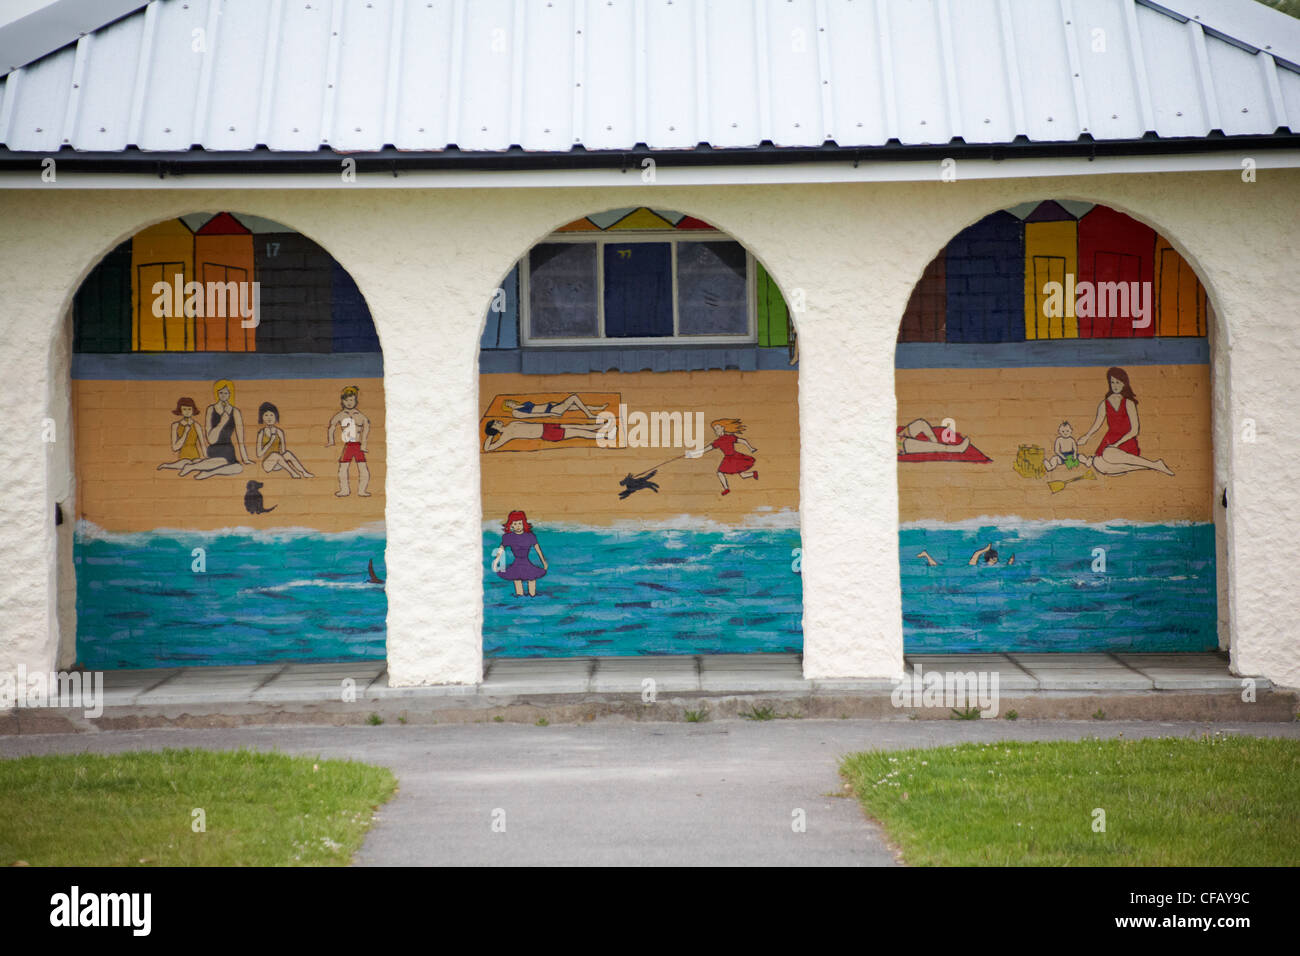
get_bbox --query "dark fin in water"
[367,558,384,584]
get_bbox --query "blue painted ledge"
[895,338,1208,369]
[72,352,385,380]
[480,347,797,374]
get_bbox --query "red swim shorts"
[340,441,366,463]
[540,423,564,442]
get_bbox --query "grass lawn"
[0,748,397,866]
[841,734,1300,866]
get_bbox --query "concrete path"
[8,652,1291,734]
[4,719,1299,865]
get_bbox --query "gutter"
[1,133,1299,178]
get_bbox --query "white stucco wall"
[1,168,1296,688]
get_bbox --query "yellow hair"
[502,400,519,410]
[341,385,360,406]
[212,379,235,403]
[711,418,745,434]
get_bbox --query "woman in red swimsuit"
[1078,367,1174,476]
[694,418,758,495]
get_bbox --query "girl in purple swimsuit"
[496,510,548,596]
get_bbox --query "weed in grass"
[397,716,407,725]
[1092,709,1106,720]
[951,706,981,720]
[366,713,383,726]
[492,715,505,723]
[741,705,777,721]
[1005,710,1019,720]
[684,707,709,723]
[535,717,549,727]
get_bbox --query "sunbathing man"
[483,418,608,452]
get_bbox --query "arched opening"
[67,211,387,669]
[894,200,1217,654]
[477,206,801,658]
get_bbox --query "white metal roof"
[1,0,1298,155]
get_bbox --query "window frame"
[519,230,758,347]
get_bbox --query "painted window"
[518,232,757,346]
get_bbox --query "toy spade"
[1048,470,1097,494]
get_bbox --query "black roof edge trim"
[0,134,1297,176]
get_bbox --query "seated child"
[1044,421,1092,472]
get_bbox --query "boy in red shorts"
[326,385,372,497]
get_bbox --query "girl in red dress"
[695,418,758,495]
[1077,367,1174,477]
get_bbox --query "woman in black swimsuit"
[502,394,607,419]
[179,379,248,479]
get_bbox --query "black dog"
[244,480,277,515]
[618,471,659,500]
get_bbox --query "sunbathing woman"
[157,396,207,470]
[1077,367,1173,476]
[897,419,970,455]
[502,394,608,419]
[256,402,314,479]
[179,380,248,479]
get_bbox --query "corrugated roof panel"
[889,0,950,145]
[1279,61,1300,129]
[6,45,73,151]
[1135,1,1207,137]
[527,0,580,151]
[703,0,762,148]
[1073,0,1144,141]
[824,0,885,146]
[203,0,273,150]
[1207,40,1272,136]
[393,0,454,150]
[456,0,513,150]
[764,0,826,147]
[71,10,143,150]
[644,0,697,149]
[1009,0,1080,142]
[265,0,329,150]
[944,0,1016,144]
[1,0,1297,155]
[135,0,210,149]
[330,0,393,150]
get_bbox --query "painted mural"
[480,208,802,657]
[896,200,1216,652]
[71,212,386,669]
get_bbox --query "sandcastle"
[1013,444,1047,479]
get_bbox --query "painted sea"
[73,519,1215,668]
[74,523,388,670]
[900,522,1218,652]
[482,526,805,656]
